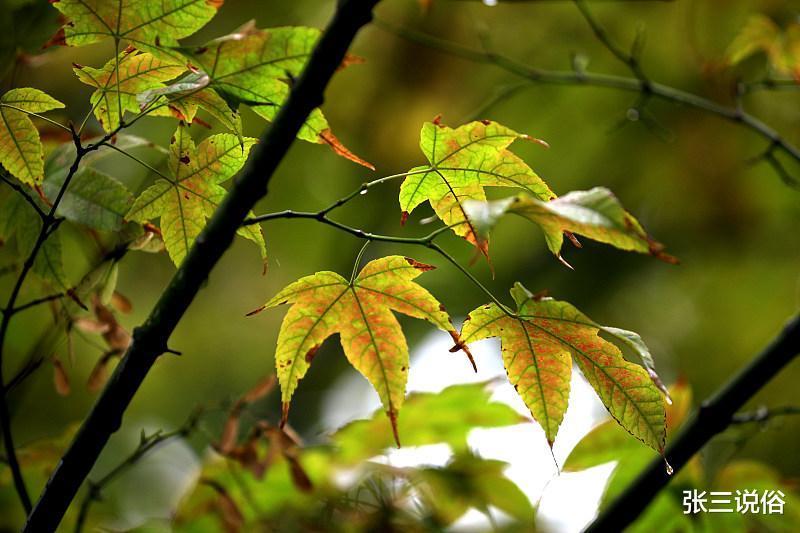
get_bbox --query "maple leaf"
[137,72,243,135]
[126,124,265,265]
[254,255,467,445]
[463,187,676,267]
[185,22,373,168]
[726,14,800,80]
[74,49,189,132]
[460,282,666,450]
[0,88,65,185]
[50,0,222,61]
[399,119,554,256]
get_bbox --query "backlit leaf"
[51,0,222,58]
[415,453,534,526]
[126,124,263,265]
[462,187,675,266]
[399,119,554,256]
[74,49,186,132]
[460,282,666,451]
[332,382,524,464]
[185,22,372,168]
[0,88,64,185]
[256,255,463,444]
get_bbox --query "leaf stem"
[350,240,371,283]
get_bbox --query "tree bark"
[587,314,800,532]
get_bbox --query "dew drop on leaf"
[664,457,674,476]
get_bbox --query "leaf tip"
[245,305,266,317]
[318,129,375,170]
[404,257,435,271]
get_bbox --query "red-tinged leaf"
[259,256,461,445]
[318,129,375,170]
[461,282,667,451]
[399,120,554,256]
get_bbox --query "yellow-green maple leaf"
[399,119,554,256]
[186,22,373,168]
[74,49,186,132]
[126,124,264,265]
[255,256,464,444]
[51,0,222,61]
[463,187,676,266]
[461,282,666,451]
[0,88,64,185]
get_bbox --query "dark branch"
[24,1,381,530]
[586,314,800,531]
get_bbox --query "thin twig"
[730,405,800,425]
[73,412,200,533]
[375,19,800,184]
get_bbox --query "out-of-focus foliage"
[726,14,800,80]
[565,381,800,532]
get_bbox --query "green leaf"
[332,382,524,464]
[463,187,675,266]
[44,167,133,232]
[415,453,534,526]
[51,0,222,58]
[74,49,186,132]
[257,255,462,444]
[461,282,667,451]
[186,22,372,168]
[125,124,262,265]
[0,88,64,185]
[0,193,65,286]
[399,119,554,256]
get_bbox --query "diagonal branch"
[586,314,800,531]
[24,1,381,530]
[376,18,800,184]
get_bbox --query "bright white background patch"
[321,324,618,532]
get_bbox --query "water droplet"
[483,0,498,6]
[664,458,674,476]
[359,188,368,195]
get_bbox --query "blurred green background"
[1,0,799,529]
